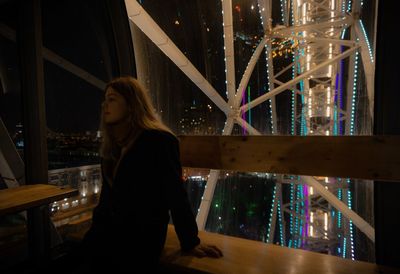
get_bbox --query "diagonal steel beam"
[0,23,106,90]
[219,121,376,242]
[222,0,236,104]
[234,37,267,108]
[301,176,375,242]
[354,19,375,118]
[272,16,353,36]
[125,0,230,114]
[273,35,358,47]
[258,0,278,134]
[196,118,235,230]
[234,116,261,136]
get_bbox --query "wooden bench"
[0,184,79,267]
[61,223,399,274]
[162,225,399,274]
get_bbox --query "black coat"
[81,129,200,271]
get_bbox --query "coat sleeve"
[158,135,201,251]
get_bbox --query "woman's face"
[103,88,130,125]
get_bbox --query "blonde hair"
[100,76,174,160]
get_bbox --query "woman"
[79,76,222,272]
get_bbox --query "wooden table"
[0,184,79,216]
[161,225,400,274]
[0,184,79,268]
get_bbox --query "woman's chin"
[104,119,116,125]
[105,119,124,126]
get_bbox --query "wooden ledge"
[0,184,79,216]
[161,225,399,274]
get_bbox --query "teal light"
[280,0,285,23]
[289,183,294,235]
[266,185,277,242]
[347,0,352,13]
[277,200,284,246]
[350,50,360,136]
[360,20,374,62]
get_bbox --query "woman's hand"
[188,243,223,258]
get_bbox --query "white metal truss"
[267,182,279,243]
[301,176,374,242]
[257,0,284,246]
[240,45,359,113]
[234,37,267,108]
[272,15,353,36]
[345,28,357,135]
[354,20,374,118]
[222,0,236,104]
[196,118,234,230]
[256,3,281,243]
[258,0,279,135]
[234,116,261,136]
[285,0,352,257]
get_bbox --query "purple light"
[242,89,247,135]
[303,184,309,239]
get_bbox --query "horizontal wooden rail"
[178,135,400,182]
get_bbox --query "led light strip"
[267,185,277,242]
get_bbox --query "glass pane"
[132,23,226,135]
[135,0,377,263]
[41,0,121,257]
[206,171,275,241]
[0,1,28,270]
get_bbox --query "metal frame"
[240,46,359,112]
[17,0,50,264]
[0,23,106,90]
[196,118,234,230]
[0,118,25,187]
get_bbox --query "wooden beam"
[178,135,400,182]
